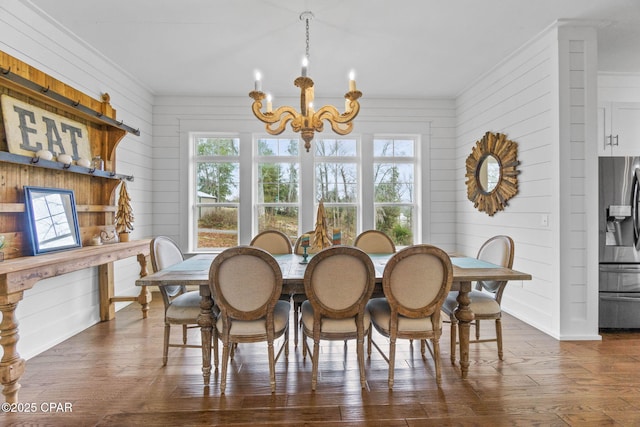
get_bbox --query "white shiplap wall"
[1,1,154,359]
[599,73,640,102]
[455,22,600,339]
[152,95,458,252]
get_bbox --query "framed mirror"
[465,131,520,216]
[23,186,82,255]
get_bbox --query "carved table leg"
[198,286,215,385]
[136,286,153,319]
[453,281,474,379]
[136,254,152,318]
[0,292,26,403]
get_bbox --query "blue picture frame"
[23,186,82,255]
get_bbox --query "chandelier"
[249,11,362,152]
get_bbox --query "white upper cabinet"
[598,102,640,156]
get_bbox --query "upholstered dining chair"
[150,236,217,367]
[354,229,396,254]
[366,244,453,388]
[209,246,290,394]
[250,229,293,254]
[441,235,515,363]
[301,245,376,391]
[290,230,319,347]
[250,229,297,347]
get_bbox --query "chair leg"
[220,340,230,395]
[182,324,188,345]
[163,323,171,366]
[357,332,366,389]
[311,338,320,391]
[268,339,276,393]
[285,324,290,358]
[450,316,457,365]
[432,337,442,386]
[388,337,396,390]
[212,327,219,370]
[302,330,307,359]
[420,339,426,357]
[294,302,300,348]
[496,318,503,360]
[367,327,372,358]
[475,319,481,340]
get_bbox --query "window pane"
[373,138,414,157]
[375,205,414,246]
[197,162,239,202]
[196,137,239,156]
[258,138,298,156]
[196,206,238,248]
[373,139,393,157]
[323,206,357,245]
[258,163,299,203]
[374,163,415,203]
[316,163,358,202]
[257,207,299,240]
[394,139,414,156]
[315,139,357,156]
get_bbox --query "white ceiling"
[29,0,640,99]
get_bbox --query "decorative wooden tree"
[312,200,332,250]
[114,181,134,242]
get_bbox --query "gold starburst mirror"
[465,131,520,216]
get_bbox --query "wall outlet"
[541,214,549,227]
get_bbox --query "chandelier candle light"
[249,11,362,152]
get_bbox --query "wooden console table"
[0,239,151,404]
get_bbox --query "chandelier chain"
[305,15,310,59]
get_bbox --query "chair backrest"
[250,230,292,254]
[354,230,396,253]
[150,236,186,301]
[382,244,452,319]
[475,235,515,297]
[303,245,375,319]
[209,246,283,321]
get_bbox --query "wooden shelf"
[0,151,133,181]
[0,66,139,136]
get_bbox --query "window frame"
[372,135,420,248]
[253,137,302,240]
[189,132,241,252]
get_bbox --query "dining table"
[135,251,532,383]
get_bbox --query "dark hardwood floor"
[6,295,640,426]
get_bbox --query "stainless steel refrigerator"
[599,156,640,328]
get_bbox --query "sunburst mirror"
[465,131,520,216]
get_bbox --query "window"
[256,138,300,242]
[314,139,358,245]
[373,138,417,246]
[188,133,420,251]
[192,136,240,250]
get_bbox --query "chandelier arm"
[251,101,298,124]
[328,121,354,135]
[265,119,291,135]
[315,100,361,124]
